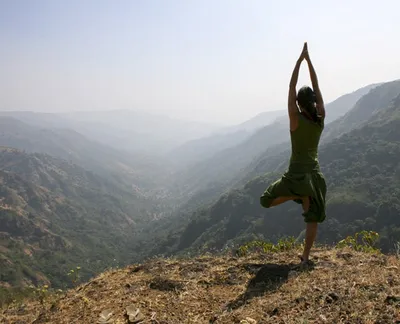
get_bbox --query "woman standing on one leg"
[260,42,327,265]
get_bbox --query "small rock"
[126,305,145,323]
[98,309,114,324]
[240,318,257,324]
[319,314,327,322]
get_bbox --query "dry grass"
[1,247,400,323]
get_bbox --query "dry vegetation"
[1,247,400,324]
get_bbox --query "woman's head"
[297,86,317,120]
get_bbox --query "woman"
[260,42,326,265]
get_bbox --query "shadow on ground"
[226,262,315,310]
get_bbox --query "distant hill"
[167,130,250,167]
[0,110,222,155]
[0,116,170,191]
[323,83,381,123]
[167,110,287,167]
[59,110,222,154]
[0,148,158,288]
[223,110,286,133]
[323,79,400,142]
[169,120,288,200]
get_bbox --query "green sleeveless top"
[289,112,324,173]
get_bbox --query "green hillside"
[322,79,400,143]
[0,148,158,288]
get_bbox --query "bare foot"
[292,256,315,271]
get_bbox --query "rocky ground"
[1,247,400,323]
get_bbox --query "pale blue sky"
[1,0,400,124]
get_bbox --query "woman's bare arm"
[288,58,302,117]
[287,43,307,131]
[288,43,307,118]
[304,45,325,118]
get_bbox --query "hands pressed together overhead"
[298,42,311,62]
[291,41,325,119]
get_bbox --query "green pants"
[260,165,327,223]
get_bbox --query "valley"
[1,79,400,293]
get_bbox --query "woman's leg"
[301,196,310,213]
[302,222,318,261]
[269,195,309,208]
[301,196,317,262]
[268,196,298,207]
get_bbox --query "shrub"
[336,231,380,253]
[237,236,299,256]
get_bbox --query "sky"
[1,0,400,125]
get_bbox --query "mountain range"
[0,110,220,155]
[1,79,399,290]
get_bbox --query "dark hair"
[297,86,318,122]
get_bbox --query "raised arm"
[288,43,306,130]
[288,58,302,117]
[304,44,325,118]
